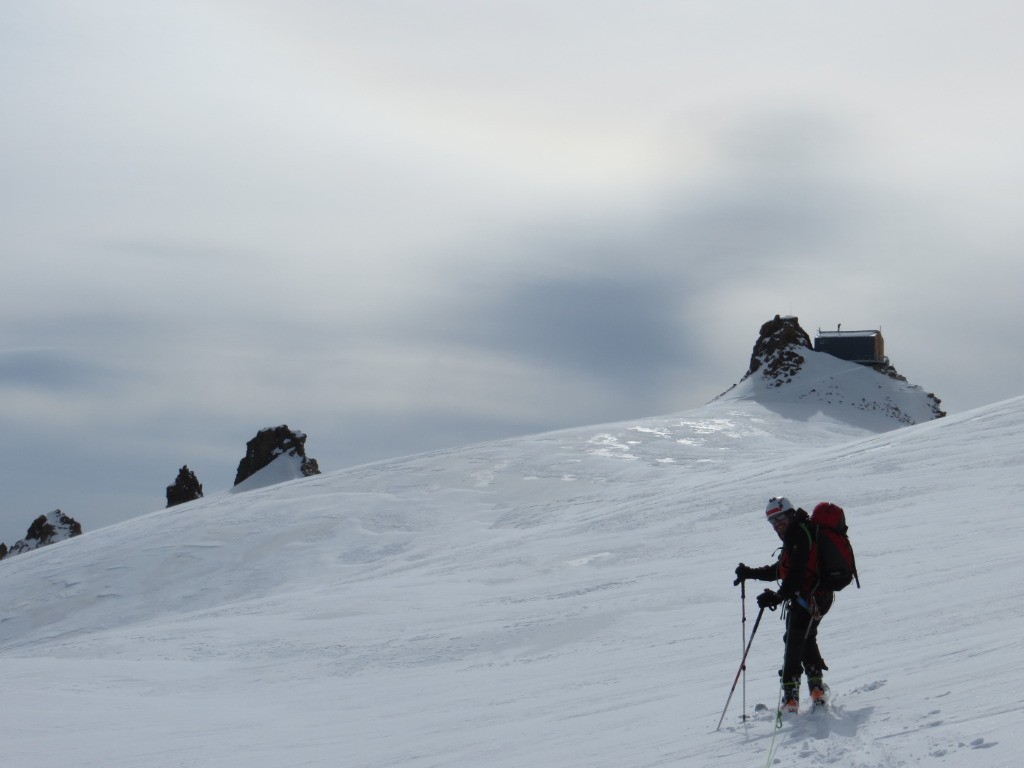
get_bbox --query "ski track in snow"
[0,369,1022,767]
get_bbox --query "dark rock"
[166,465,204,508]
[2,510,83,559]
[233,425,321,486]
[745,314,814,386]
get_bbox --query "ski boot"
[807,674,828,708]
[781,682,800,714]
[804,662,828,708]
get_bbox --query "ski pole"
[715,605,765,731]
[741,580,748,722]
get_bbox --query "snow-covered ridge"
[0,509,81,560]
[1,391,1021,767]
[723,346,945,427]
[718,314,945,427]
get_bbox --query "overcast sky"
[2,0,1023,544]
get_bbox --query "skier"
[734,496,833,713]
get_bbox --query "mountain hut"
[814,327,888,366]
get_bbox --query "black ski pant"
[781,593,833,689]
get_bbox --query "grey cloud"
[447,275,689,385]
[417,116,860,347]
[0,349,109,392]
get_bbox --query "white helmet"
[765,496,795,521]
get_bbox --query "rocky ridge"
[234,425,321,487]
[720,314,945,425]
[0,510,83,561]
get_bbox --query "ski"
[747,687,831,721]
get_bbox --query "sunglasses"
[768,513,790,529]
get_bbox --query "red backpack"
[811,502,860,591]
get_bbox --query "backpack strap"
[795,522,817,596]
[798,521,814,549]
[809,522,823,594]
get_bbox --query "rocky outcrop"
[234,425,321,486]
[718,313,945,425]
[166,465,204,508]
[0,510,83,560]
[744,314,814,386]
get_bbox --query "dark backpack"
[810,502,860,591]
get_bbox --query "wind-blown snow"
[0,354,1019,767]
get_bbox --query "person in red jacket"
[734,496,833,712]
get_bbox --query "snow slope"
[0,355,1020,767]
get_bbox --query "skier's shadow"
[783,705,874,741]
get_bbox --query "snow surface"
[1,353,1021,767]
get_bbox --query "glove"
[757,589,781,610]
[733,563,753,586]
